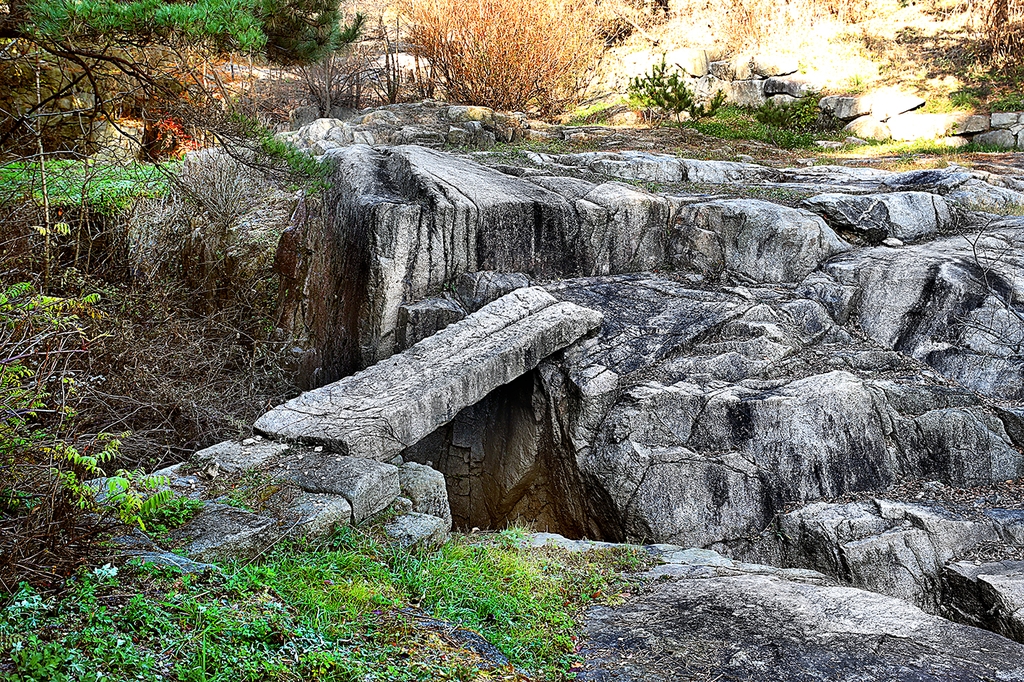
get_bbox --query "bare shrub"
[982,0,1024,61]
[403,0,603,112]
[297,50,368,115]
[129,149,291,306]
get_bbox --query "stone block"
[384,512,449,548]
[991,112,1020,128]
[397,293,467,350]
[255,287,603,461]
[285,455,400,524]
[193,439,289,475]
[399,462,452,527]
[166,504,277,561]
[819,95,872,121]
[749,54,799,77]
[886,112,971,141]
[955,114,990,134]
[764,76,820,98]
[864,88,925,121]
[724,79,767,109]
[666,48,710,77]
[975,129,1017,149]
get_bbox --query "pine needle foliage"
[629,58,726,128]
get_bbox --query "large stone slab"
[578,557,1024,681]
[255,287,602,460]
[946,560,1024,642]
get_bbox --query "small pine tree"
[629,58,726,129]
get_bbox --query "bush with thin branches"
[404,0,603,113]
[983,0,1024,62]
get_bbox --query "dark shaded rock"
[396,293,467,350]
[945,560,1024,642]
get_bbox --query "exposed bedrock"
[283,144,680,383]
[734,497,1024,641]
[578,559,1024,682]
[801,191,953,244]
[821,221,1024,400]
[279,145,860,385]
[256,147,1024,640]
[399,273,1022,550]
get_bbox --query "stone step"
[255,287,602,460]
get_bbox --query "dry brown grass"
[402,0,603,112]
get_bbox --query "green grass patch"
[990,91,1024,113]
[0,160,173,214]
[566,100,624,126]
[821,137,1012,162]
[682,106,837,149]
[1,527,650,681]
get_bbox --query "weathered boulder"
[403,269,1021,548]
[538,150,782,185]
[844,115,891,141]
[801,191,952,243]
[886,112,975,141]
[975,129,1018,150]
[756,499,1015,612]
[819,95,872,121]
[166,504,277,561]
[384,511,450,548]
[945,560,1024,642]
[255,287,603,460]
[672,199,850,282]
[823,227,1024,400]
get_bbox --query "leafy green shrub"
[140,494,203,536]
[0,282,171,590]
[629,58,726,128]
[0,161,171,215]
